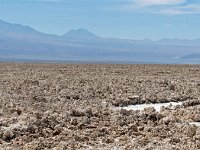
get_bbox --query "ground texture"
[0,63,200,150]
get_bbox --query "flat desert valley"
[0,63,200,150]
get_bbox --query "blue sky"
[1,0,200,40]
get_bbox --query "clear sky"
[1,0,200,40]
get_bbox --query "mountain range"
[0,19,200,63]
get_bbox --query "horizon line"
[1,19,200,41]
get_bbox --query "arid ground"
[0,63,200,150]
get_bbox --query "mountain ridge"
[2,19,200,42]
[0,19,200,63]
[61,28,101,40]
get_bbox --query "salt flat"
[0,63,200,149]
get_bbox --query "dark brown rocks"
[2,131,14,142]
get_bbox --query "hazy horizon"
[2,19,200,41]
[1,0,200,40]
[1,0,200,64]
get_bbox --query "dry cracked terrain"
[0,63,200,150]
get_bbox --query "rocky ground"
[0,63,200,150]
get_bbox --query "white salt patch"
[121,102,182,112]
[189,122,200,127]
[102,101,107,107]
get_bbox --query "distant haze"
[0,19,200,63]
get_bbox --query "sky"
[0,0,200,40]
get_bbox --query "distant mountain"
[0,20,43,37]
[0,20,39,34]
[0,20,57,41]
[181,53,200,59]
[62,28,101,40]
[157,38,200,45]
[0,19,200,63]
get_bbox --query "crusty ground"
[0,63,200,150]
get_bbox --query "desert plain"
[0,63,200,150]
